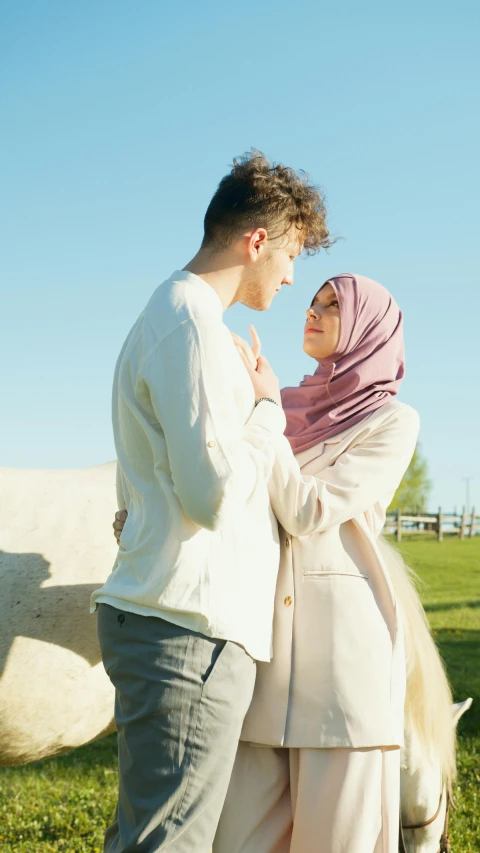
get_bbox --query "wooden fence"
[385,507,480,542]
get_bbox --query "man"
[91,150,331,852]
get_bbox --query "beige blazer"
[241,400,420,750]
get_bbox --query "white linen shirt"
[91,270,286,661]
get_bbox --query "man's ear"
[246,228,268,261]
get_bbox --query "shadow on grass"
[424,600,480,613]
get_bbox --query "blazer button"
[285,538,291,548]
[284,596,293,607]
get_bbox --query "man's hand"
[113,509,128,544]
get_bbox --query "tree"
[388,443,432,513]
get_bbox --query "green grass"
[0,537,479,852]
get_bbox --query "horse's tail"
[378,536,456,781]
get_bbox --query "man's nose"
[282,272,293,287]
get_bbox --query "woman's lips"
[305,326,323,334]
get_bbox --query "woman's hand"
[232,326,281,406]
[231,325,262,369]
[240,352,282,407]
[231,326,281,405]
[113,509,128,544]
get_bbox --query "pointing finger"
[249,326,262,360]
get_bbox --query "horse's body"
[0,464,471,852]
[0,463,117,765]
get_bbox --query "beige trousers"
[213,743,400,853]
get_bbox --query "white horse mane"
[378,536,455,781]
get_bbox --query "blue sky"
[1,0,479,511]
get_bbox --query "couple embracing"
[91,150,419,853]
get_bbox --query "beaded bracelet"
[255,397,279,407]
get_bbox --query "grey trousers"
[97,604,256,853]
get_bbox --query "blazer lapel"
[294,407,393,472]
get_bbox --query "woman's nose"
[307,306,320,319]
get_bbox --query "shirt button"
[284,596,293,607]
[285,538,291,548]
[207,441,216,448]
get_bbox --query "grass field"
[0,537,479,852]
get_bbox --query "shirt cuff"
[247,399,287,435]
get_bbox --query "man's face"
[240,226,302,311]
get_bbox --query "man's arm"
[140,316,286,531]
[115,465,127,511]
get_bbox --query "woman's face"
[303,282,341,360]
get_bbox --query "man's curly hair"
[202,150,333,254]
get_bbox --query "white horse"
[400,699,471,853]
[0,463,472,852]
[378,539,472,852]
[0,463,118,763]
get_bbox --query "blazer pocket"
[302,542,367,579]
[303,570,368,579]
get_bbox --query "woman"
[114,273,419,853]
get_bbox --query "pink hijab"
[281,273,405,453]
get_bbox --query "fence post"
[460,506,467,540]
[469,507,476,539]
[396,507,402,543]
[438,507,443,542]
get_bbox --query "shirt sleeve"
[115,464,127,510]
[139,316,286,531]
[267,407,420,537]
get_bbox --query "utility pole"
[462,477,473,514]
